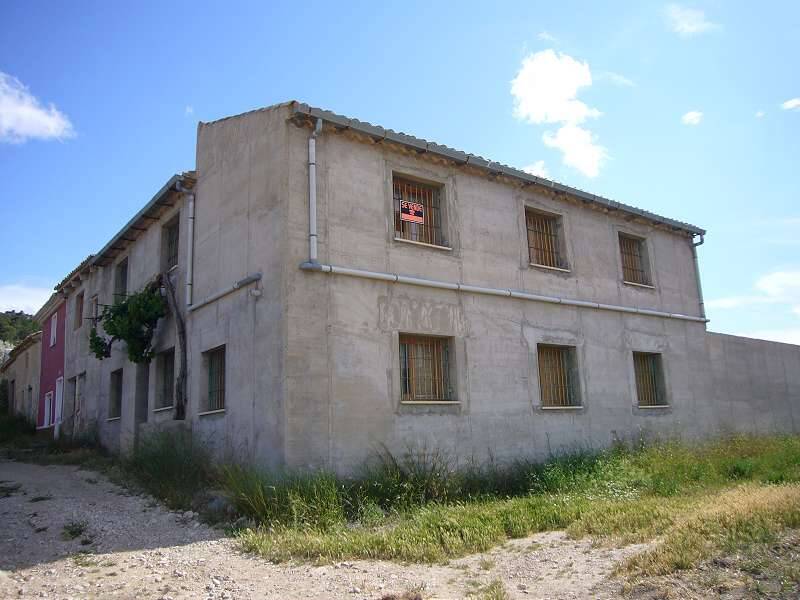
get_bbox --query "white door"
[54,377,64,438]
[44,392,53,427]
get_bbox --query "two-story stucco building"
[54,101,800,473]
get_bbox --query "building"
[0,331,42,423]
[34,294,66,435]
[54,101,800,473]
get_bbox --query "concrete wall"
[1,334,41,424]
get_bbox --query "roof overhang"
[289,102,705,237]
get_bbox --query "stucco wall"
[1,335,41,423]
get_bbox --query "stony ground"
[0,458,738,600]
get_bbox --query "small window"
[537,344,581,408]
[109,368,123,419]
[393,176,446,247]
[526,208,568,269]
[399,334,453,402]
[90,295,99,322]
[74,292,84,330]
[205,346,226,411]
[114,258,129,303]
[633,352,667,407]
[163,218,180,271]
[156,348,175,409]
[49,313,58,347]
[619,233,651,286]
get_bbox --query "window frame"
[155,348,176,410]
[398,334,455,404]
[108,368,123,420]
[525,206,569,271]
[632,351,668,408]
[392,173,450,250]
[203,345,226,413]
[49,313,57,347]
[618,232,653,287]
[114,257,129,304]
[162,216,180,272]
[536,344,582,409]
[74,292,84,331]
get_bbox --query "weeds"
[62,519,89,540]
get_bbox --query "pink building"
[34,294,66,433]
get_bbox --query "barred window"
[109,368,123,419]
[163,219,180,271]
[156,348,175,409]
[537,345,581,408]
[619,234,651,285]
[633,352,667,407]
[526,209,567,269]
[205,346,226,411]
[393,176,446,247]
[114,258,129,303]
[399,335,453,402]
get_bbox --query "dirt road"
[0,460,646,599]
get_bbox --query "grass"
[233,435,800,568]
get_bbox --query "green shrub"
[0,412,35,444]
[124,429,212,510]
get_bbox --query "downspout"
[177,181,195,306]
[691,234,706,321]
[301,118,323,268]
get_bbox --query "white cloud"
[522,160,549,178]
[0,72,74,143]
[543,124,608,178]
[781,98,800,111]
[665,4,720,37]
[755,110,765,118]
[537,31,557,42]
[0,283,52,315]
[511,49,607,177]
[597,71,636,87]
[185,105,194,116]
[681,110,703,125]
[708,270,800,315]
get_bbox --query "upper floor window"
[393,176,446,247]
[74,292,84,331]
[49,313,58,347]
[162,218,180,271]
[114,258,129,303]
[399,334,454,402]
[619,233,652,286]
[90,295,99,324]
[526,208,568,270]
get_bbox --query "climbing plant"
[89,279,167,364]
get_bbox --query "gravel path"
[0,460,647,599]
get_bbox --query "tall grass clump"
[124,429,213,509]
[0,412,36,444]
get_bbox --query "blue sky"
[1,1,798,342]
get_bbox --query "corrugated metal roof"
[288,101,706,236]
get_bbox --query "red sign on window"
[400,200,424,224]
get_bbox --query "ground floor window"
[205,346,226,411]
[537,344,581,407]
[633,352,667,406]
[399,334,453,402]
[109,368,123,419]
[156,348,175,409]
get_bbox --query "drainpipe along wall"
[302,118,323,268]
[692,234,707,321]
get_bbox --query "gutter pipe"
[300,262,708,324]
[301,118,323,268]
[188,274,262,313]
[691,234,707,321]
[177,181,195,306]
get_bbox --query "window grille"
[164,220,179,270]
[399,335,452,402]
[537,345,580,407]
[109,368,123,419]
[633,352,666,406]
[619,234,651,285]
[206,347,226,411]
[526,209,567,268]
[114,258,129,303]
[393,176,445,246]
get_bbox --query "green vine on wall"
[89,279,167,364]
